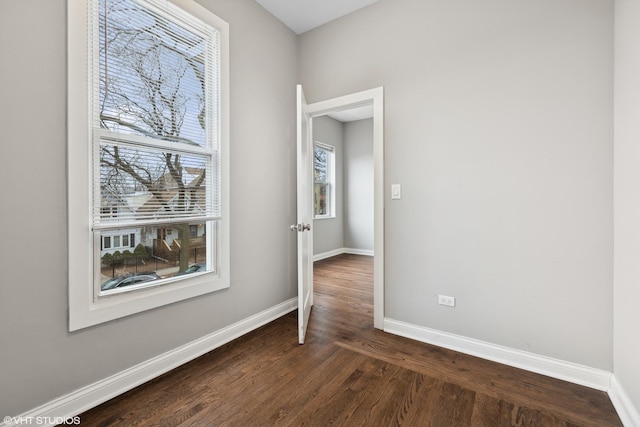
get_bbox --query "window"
[314,143,335,218]
[101,233,135,252]
[68,0,229,330]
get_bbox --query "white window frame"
[313,142,336,219]
[68,0,230,331]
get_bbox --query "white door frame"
[306,87,384,329]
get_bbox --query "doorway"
[305,87,384,329]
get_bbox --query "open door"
[292,85,313,344]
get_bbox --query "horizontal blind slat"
[92,216,220,231]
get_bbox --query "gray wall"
[344,119,374,251]
[312,116,345,255]
[0,0,298,417]
[614,0,640,413]
[299,0,614,369]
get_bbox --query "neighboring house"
[99,167,207,259]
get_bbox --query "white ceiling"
[255,0,381,35]
[327,104,374,123]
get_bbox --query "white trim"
[344,248,374,257]
[609,375,640,427]
[306,86,384,330]
[313,247,374,262]
[312,215,337,220]
[313,248,345,262]
[1,299,297,427]
[384,318,612,391]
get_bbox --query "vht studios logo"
[3,416,81,425]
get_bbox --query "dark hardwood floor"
[76,254,622,426]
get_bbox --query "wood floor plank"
[258,346,372,426]
[186,344,361,426]
[289,357,411,426]
[469,393,517,427]
[398,377,475,426]
[75,254,622,427]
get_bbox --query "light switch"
[391,184,401,200]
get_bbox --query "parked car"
[101,272,161,291]
[175,263,207,276]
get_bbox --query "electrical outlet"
[438,295,455,307]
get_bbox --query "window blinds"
[90,0,221,230]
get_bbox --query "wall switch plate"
[438,295,455,307]
[391,184,401,200]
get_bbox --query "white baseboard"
[344,248,374,257]
[609,375,640,427]
[313,247,374,262]
[313,248,345,262]
[2,298,297,427]
[383,318,612,391]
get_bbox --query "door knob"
[290,223,311,232]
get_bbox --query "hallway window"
[314,142,335,218]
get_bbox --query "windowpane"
[99,222,214,294]
[314,183,328,216]
[314,144,334,217]
[92,0,220,295]
[98,143,212,223]
[314,148,327,183]
[98,0,211,148]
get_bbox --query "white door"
[293,85,314,344]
